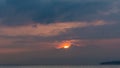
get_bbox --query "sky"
[0,0,120,65]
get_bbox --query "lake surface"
[0,65,120,68]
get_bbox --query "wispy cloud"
[0,20,108,37]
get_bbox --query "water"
[0,65,120,68]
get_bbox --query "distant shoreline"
[100,61,120,65]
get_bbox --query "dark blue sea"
[0,65,120,68]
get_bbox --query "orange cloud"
[0,21,108,37]
[56,40,73,49]
[0,48,29,54]
[54,38,120,49]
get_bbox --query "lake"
[0,65,120,68]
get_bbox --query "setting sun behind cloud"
[63,45,70,49]
[56,40,73,49]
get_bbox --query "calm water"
[0,65,120,68]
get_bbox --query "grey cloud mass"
[0,0,113,26]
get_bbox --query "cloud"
[0,38,120,64]
[0,0,120,64]
[0,48,29,54]
[0,20,108,37]
[0,0,110,26]
[101,0,120,15]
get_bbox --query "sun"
[56,40,72,49]
[63,45,70,49]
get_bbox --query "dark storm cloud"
[0,0,110,26]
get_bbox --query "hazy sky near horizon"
[0,0,120,65]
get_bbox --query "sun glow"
[57,40,72,49]
[63,45,70,49]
